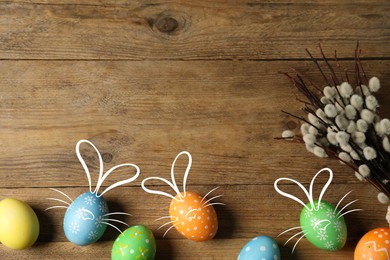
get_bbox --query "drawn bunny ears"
[274,168,333,212]
[141,151,192,202]
[76,139,140,197]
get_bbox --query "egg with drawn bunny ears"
[141,151,224,242]
[274,168,362,253]
[46,139,140,246]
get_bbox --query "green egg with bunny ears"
[275,168,361,253]
[300,200,347,251]
[112,225,156,260]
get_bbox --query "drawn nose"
[80,209,95,221]
[314,219,331,230]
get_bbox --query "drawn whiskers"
[333,190,363,219]
[278,226,308,254]
[154,215,179,238]
[201,187,226,209]
[45,188,73,211]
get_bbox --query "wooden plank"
[0,184,384,258]
[0,2,389,60]
[0,60,389,188]
[0,183,385,242]
[2,0,389,5]
[0,239,359,260]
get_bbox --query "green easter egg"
[111,225,156,260]
[300,200,347,251]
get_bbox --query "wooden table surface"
[0,0,390,259]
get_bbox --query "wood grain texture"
[0,0,390,259]
[0,1,389,60]
[0,184,386,259]
[0,60,389,189]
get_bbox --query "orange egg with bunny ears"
[170,191,218,241]
[141,151,223,241]
[354,227,390,260]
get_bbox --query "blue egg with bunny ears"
[238,236,281,260]
[63,192,109,246]
[47,139,140,246]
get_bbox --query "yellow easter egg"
[0,198,40,249]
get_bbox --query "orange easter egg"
[169,191,218,241]
[354,227,390,260]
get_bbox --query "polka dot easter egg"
[274,168,362,253]
[46,139,140,246]
[170,191,218,241]
[238,236,281,260]
[354,228,390,260]
[141,151,224,241]
[112,225,156,260]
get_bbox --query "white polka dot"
[180,210,184,215]
[209,233,213,236]
[274,255,278,260]
[197,216,201,220]
[194,226,198,230]
[379,234,383,238]
[386,232,389,235]
[201,236,204,239]
[194,199,198,203]
[188,193,192,196]
[181,222,185,225]
[252,237,258,240]
[369,257,373,260]
[145,239,149,243]
[187,228,190,231]
[260,246,266,251]
[188,206,192,210]
[192,235,195,238]
[174,206,177,210]
[245,246,251,252]
[381,229,385,231]
[362,254,366,258]
[386,240,389,244]
[130,249,134,254]
[374,231,378,234]
[205,225,209,229]
[261,258,266,260]
[273,243,277,248]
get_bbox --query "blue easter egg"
[238,236,281,260]
[64,192,109,246]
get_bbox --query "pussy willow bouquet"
[280,43,390,205]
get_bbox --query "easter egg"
[64,192,109,246]
[0,198,39,249]
[300,200,347,251]
[112,225,156,260]
[238,235,281,260]
[169,191,218,241]
[354,227,390,260]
